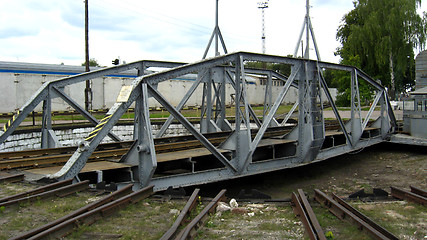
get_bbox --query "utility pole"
[258,1,268,54]
[84,0,92,111]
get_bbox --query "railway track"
[1,182,154,240]
[291,187,426,240]
[0,125,296,170]
[1,180,425,239]
[291,189,326,240]
[0,118,348,171]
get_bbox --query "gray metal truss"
[1,52,396,191]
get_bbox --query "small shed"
[402,87,427,138]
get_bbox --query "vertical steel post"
[137,83,157,187]
[350,69,362,144]
[215,0,219,56]
[41,87,60,149]
[295,61,324,162]
[304,0,310,59]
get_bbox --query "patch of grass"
[197,204,305,240]
[313,206,372,240]
[66,199,186,240]
[353,201,427,238]
[0,191,93,240]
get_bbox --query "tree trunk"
[389,50,396,100]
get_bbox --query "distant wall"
[0,64,337,113]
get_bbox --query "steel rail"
[390,186,427,205]
[0,141,132,160]
[176,189,226,240]
[314,189,391,240]
[0,127,294,170]
[0,148,130,169]
[0,180,89,209]
[0,179,72,204]
[0,173,24,183]
[291,189,326,240]
[410,186,427,198]
[10,184,134,240]
[27,185,154,240]
[331,193,398,240]
[160,188,200,240]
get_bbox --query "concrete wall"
[0,123,198,152]
[0,71,336,113]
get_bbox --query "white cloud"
[0,0,425,66]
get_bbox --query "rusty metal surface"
[10,184,134,240]
[0,126,293,170]
[0,173,24,183]
[0,180,89,208]
[0,179,72,204]
[291,192,317,240]
[296,189,326,240]
[26,161,132,175]
[331,193,398,240]
[391,186,427,205]
[410,186,427,198]
[160,188,200,240]
[27,185,154,240]
[176,189,226,240]
[0,148,130,170]
[314,189,391,240]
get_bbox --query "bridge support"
[0,52,396,191]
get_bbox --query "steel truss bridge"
[0,52,396,191]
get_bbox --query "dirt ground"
[186,142,426,239]
[1,142,426,239]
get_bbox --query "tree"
[81,58,100,67]
[245,54,294,76]
[336,0,426,100]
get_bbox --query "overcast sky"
[0,0,426,66]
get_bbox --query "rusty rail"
[10,184,134,240]
[0,173,24,183]
[390,186,427,205]
[410,186,427,198]
[0,179,73,204]
[175,189,226,240]
[314,189,392,240]
[331,193,398,240]
[0,127,292,170]
[291,189,326,240]
[26,185,154,240]
[0,180,89,209]
[160,188,200,240]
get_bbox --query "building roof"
[410,86,427,95]
[0,61,138,78]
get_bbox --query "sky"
[0,0,426,67]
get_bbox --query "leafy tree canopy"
[81,58,100,67]
[335,0,426,101]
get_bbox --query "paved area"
[323,109,403,121]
